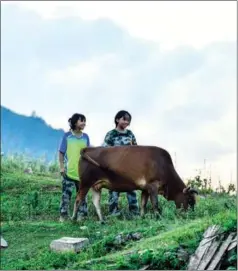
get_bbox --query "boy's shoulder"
[125,129,135,136]
[105,129,118,136]
[83,132,90,138]
[106,129,134,135]
[63,131,89,138]
[108,129,136,140]
[63,131,72,138]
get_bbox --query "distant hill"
[1,106,65,161]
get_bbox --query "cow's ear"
[183,186,190,194]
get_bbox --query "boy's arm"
[86,134,90,147]
[130,131,138,145]
[58,134,67,175]
[58,152,65,176]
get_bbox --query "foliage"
[186,171,236,195]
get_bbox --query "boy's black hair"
[68,113,86,130]
[114,110,132,126]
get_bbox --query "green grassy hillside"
[1,160,237,270]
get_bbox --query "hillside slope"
[1,163,237,270]
[1,106,64,161]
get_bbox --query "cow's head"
[182,186,198,210]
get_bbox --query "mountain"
[1,106,65,161]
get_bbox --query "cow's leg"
[147,181,162,218]
[72,185,91,221]
[140,190,149,217]
[91,187,105,223]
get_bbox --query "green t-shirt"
[59,131,90,180]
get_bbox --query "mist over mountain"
[1,106,65,161]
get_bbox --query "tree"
[31,111,37,118]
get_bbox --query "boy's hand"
[60,167,66,177]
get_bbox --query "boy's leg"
[108,190,120,215]
[126,190,140,215]
[75,181,88,219]
[59,177,75,221]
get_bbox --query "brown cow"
[72,145,198,222]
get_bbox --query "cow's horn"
[189,188,198,194]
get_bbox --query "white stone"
[80,226,88,230]
[1,236,8,248]
[50,237,89,253]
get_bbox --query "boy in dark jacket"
[103,110,139,216]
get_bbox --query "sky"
[1,1,237,188]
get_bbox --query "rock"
[24,167,33,174]
[131,232,142,240]
[114,232,142,245]
[177,248,189,261]
[125,232,142,241]
[80,226,88,230]
[114,234,124,245]
[1,236,8,249]
[50,237,89,253]
[187,225,236,270]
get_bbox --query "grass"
[0,162,237,270]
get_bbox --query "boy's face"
[76,118,86,130]
[117,114,131,129]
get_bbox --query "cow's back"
[81,146,174,183]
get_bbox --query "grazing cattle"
[72,146,198,222]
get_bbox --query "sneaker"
[76,214,87,222]
[109,209,121,217]
[129,209,140,217]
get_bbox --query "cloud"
[5,1,236,50]
[1,2,236,187]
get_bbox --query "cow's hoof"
[71,215,77,221]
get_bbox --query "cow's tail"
[80,148,109,170]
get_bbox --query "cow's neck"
[167,182,186,201]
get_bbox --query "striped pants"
[60,177,88,217]
[108,190,139,214]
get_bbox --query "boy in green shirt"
[58,113,90,222]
